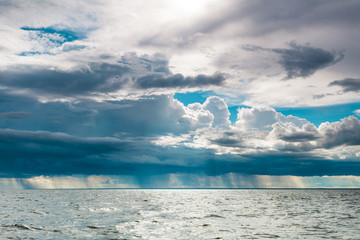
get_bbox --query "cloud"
[93,95,229,137]
[189,0,360,37]
[0,128,135,176]
[273,42,344,79]
[2,127,360,179]
[329,78,360,93]
[0,91,215,137]
[155,104,360,160]
[97,95,213,136]
[135,72,225,89]
[0,53,227,99]
[202,96,231,128]
[243,42,344,79]
[1,101,360,180]
[312,92,336,100]
[19,26,89,55]
[0,111,31,119]
[118,52,172,75]
[0,128,127,155]
[21,26,87,43]
[0,63,130,97]
[271,122,320,142]
[236,106,309,131]
[203,156,360,177]
[318,116,360,148]
[0,127,212,177]
[61,44,86,52]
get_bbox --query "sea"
[1,189,359,239]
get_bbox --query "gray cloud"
[61,44,86,52]
[312,93,336,100]
[273,42,344,79]
[97,95,195,136]
[329,78,360,93]
[0,128,142,176]
[271,122,320,144]
[278,132,320,142]
[0,128,126,154]
[194,0,360,37]
[319,116,360,149]
[211,138,242,147]
[2,128,360,178]
[0,112,31,119]
[0,53,227,98]
[243,42,344,79]
[118,52,171,75]
[0,63,130,96]
[0,94,360,179]
[0,91,213,137]
[135,72,225,89]
[140,0,360,49]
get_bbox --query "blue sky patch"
[174,91,214,106]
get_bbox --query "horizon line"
[4,187,360,190]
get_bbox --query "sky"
[1,0,360,189]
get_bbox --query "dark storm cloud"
[1,128,360,178]
[96,95,193,136]
[211,138,242,147]
[0,89,105,135]
[329,78,360,93]
[204,155,360,177]
[0,128,205,177]
[0,63,130,96]
[0,92,197,137]
[243,42,344,79]
[0,112,31,119]
[135,72,225,89]
[273,42,344,79]
[278,132,320,142]
[0,128,127,156]
[0,53,226,97]
[0,128,132,176]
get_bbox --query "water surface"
[1,189,359,239]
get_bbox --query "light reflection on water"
[1,189,360,239]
